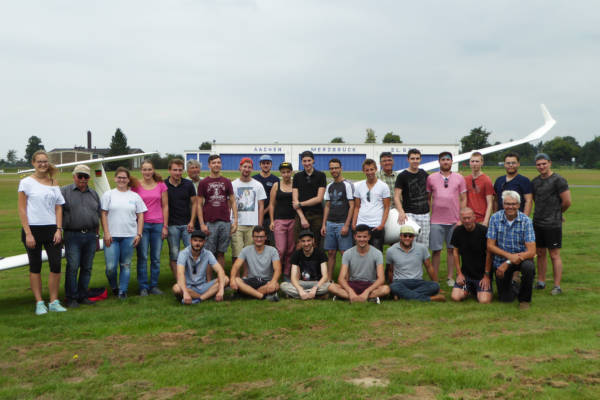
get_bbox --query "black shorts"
[242,277,269,290]
[534,225,562,249]
[21,225,62,274]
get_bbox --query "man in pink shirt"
[427,151,467,287]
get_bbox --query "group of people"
[18,147,571,314]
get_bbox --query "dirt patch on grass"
[389,385,440,399]
[139,385,188,399]
[346,377,389,387]
[64,367,98,383]
[574,348,599,359]
[223,379,275,395]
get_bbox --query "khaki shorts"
[231,225,254,257]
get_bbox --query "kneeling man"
[172,230,229,304]
[386,225,445,302]
[328,224,390,303]
[450,208,492,303]
[281,230,330,299]
[230,225,281,301]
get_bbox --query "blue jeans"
[64,231,97,300]
[104,236,135,294]
[167,225,190,261]
[390,279,440,302]
[137,222,164,291]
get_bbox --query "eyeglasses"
[503,202,519,207]
[253,235,266,239]
[443,177,449,188]
[366,190,371,202]
[505,161,518,165]
[76,174,90,179]
[116,176,129,180]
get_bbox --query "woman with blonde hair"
[18,150,67,315]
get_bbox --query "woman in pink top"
[132,160,168,296]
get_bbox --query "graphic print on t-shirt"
[237,187,257,211]
[407,175,428,211]
[207,181,227,207]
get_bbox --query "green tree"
[107,128,131,170]
[200,141,212,150]
[330,137,345,143]
[579,136,600,168]
[498,141,538,165]
[460,126,491,153]
[6,150,17,164]
[541,136,581,164]
[364,128,376,143]
[382,132,402,143]
[24,136,45,162]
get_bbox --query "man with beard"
[293,151,327,248]
[493,152,532,215]
[253,154,279,245]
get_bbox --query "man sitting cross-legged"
[280,230,330,299]
[386,225,445,302]
[450,207,493,303]
[230,225,282,301]
[172,230,229,304]
[328,224,390,303]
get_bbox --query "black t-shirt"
[394,169,429,214]
[326,180,354,223]
[292,169,327,214]
[165,177,196,225]
[532,173,569,228]
[450,224,488,280]
[290,248,327,281]
[252,173,280,209]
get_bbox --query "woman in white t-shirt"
[17,150,67,315]
[101,167,147,299]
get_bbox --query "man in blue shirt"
[487,190,536,309]
[493,152,532,215]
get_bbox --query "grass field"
[1,166,599,399]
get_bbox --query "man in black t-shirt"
[292,151,327,248]
[394,149,430,246]
[280,230,330,299]
[253,154,280,245]
[450,208,492,303]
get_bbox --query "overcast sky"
[2,0,599,159]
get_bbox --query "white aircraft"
[1,104,556,271]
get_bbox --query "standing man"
[280,230,330,299]
[531,153,571,294]
[253,154,279,245]
[186,159,202,194]
[487,191,536,309]
[321,158,354,281]
[231,158,267,267]
[386,225,445,302]
[450,208,492,303]
[493,152,532,215]
[230,226,281,301]
[328,225,390,303]
[172,230,229,304]
[376,151,397,207]
[352,159,390,252]
[426,151,467,287]
[61,164,101,308]
[394,149,430,246]
[465,152,494,226]
[165,158,197,278]
[292,151,327,248]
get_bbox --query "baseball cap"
[438,151,453,160]
[259,154,272,162]
[535,153,551,161]
[298,229,314,239]
[73,164,91,176]
[239,157,253,167]
[400,225,416,235]
[279,162,293,171]
[190,230,207,239]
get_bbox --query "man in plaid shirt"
[487,190,536,309]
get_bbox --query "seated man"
[281,230,330,299]
[172,230,229,304]
[230,225,281,301]
[487,190,536,309]
[386,225,445,302]
[450,207,492,303]
[328,224,390,303]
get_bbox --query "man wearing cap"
[281,230,329,299]
[253,155,279,246]
[376,152,397,207]
[493,152,532,215]
[172,230,229,304]
[328,224,390,303]
[450,207,492,303]
[231,158,267,270]
[293,150,327,248]
[426,151,467,287]
[531,153,571,295]
[61,164,101,308]
[230,225,281,301]
[386,225,445,302]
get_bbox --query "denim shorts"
[323,221,353,251]
[167,225,191,261]
[188,279,217,295]
[429,224,455,251]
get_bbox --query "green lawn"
[0,167,599,399]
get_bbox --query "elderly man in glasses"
[61,164,101,308]
[172,230,229,304]
[426,151,467,288]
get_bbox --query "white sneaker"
[48,300,67,312]
[35,301,48,315]
[446,278,455,288]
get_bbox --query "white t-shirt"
[101,189,147,237]
[354,179,390,227]
[231,178,267,226]
[18,176,65,226]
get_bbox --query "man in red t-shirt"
[464,152,494,226]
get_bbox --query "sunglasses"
[443,177,449,188]
[366,190,371,202]
[76,173,90,179]
[471,177,478,192]
[401,233,415,238]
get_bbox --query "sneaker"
[149,287,163,295]
[332,296,337,302]
[112,288,119,296]
[139,289,148,297]
[519,302,531,310]
[35,301,48,315]
[48,300,67,312]
[78,298,95,305]
[67,299,80,308]
[368,297,381,304]
[181,298,202,305]
[446,278,455,288]
[551,286,562,296]
[118,292,127,300]
[265,293,280,302]
[535,281,546,290]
